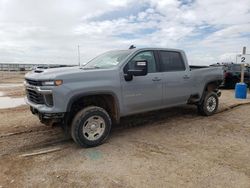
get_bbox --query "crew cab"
[25,48,223,147]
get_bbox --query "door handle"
[183,75,190,79]
[152,77,161,81]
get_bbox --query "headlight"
[41,80,63,86]
[42,81,54,86]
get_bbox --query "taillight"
[224,72,231,77]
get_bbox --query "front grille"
[26,89,44,104]
[26,79,42,86]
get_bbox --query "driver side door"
[120,51,164,115]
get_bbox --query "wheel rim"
[82,115,106,141]
[206,96,217,112]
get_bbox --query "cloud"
[0,0,249,65]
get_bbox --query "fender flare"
[199,79,223,103]
[66,91,121,121]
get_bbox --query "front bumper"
[24,83,66,114]
[25,97,55,113]
[30,105,64,125]
[30,106,64,119]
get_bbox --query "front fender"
[66,91,121,114]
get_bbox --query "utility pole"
[240,46,246,83]
[78,45,81,66]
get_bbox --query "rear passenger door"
[158,50,191,106]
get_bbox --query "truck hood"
[25,66,117,81]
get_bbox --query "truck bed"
[186,66,223,99]
[190,65,210,70]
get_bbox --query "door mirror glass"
[127,60,148,76]
[124,50,156,81]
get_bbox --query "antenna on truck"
[129,45,136,49]
[77,45,81,66]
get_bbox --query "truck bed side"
[189,66,223,99]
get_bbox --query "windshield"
[82,50,131,69]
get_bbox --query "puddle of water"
[84,150,103,160]
[0,85,26,109]
[0,83,23,88]
[0,96,26,109]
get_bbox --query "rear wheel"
[71,106,111,147]
[197,92,219,116]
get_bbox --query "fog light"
[44,94,53,106]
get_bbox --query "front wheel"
[197,92,219,116]
[71,106,112,147]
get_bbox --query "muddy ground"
[0,72,250,187]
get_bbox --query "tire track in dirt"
[0,125,71,156]
[1,103,250,157]
[0,125,62,138]
[217,102,250,114]
[0,106,195,157]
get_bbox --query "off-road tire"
[71,106,112,147]
[197,92,219,116]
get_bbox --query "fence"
[0,64,34,71]
[0,63,77,71]
[0,71,26,82]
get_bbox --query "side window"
[159,51,186,72]
[128,51,157,73]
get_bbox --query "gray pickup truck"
[25,48,223,147]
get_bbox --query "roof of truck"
[128,47,184,52]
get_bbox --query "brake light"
[224,72,231,77]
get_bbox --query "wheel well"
[205,81,221,92]
[188,80,222,104]
[68,94,119,125]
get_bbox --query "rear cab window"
[158,51,186,72]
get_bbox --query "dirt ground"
[1,72,250,187]
[0,71,26,84]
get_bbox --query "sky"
[0,0,250,65]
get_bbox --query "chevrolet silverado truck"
[24,48,223,147]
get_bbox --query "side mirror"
[124,60,148,81]
[127,60,148,76]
